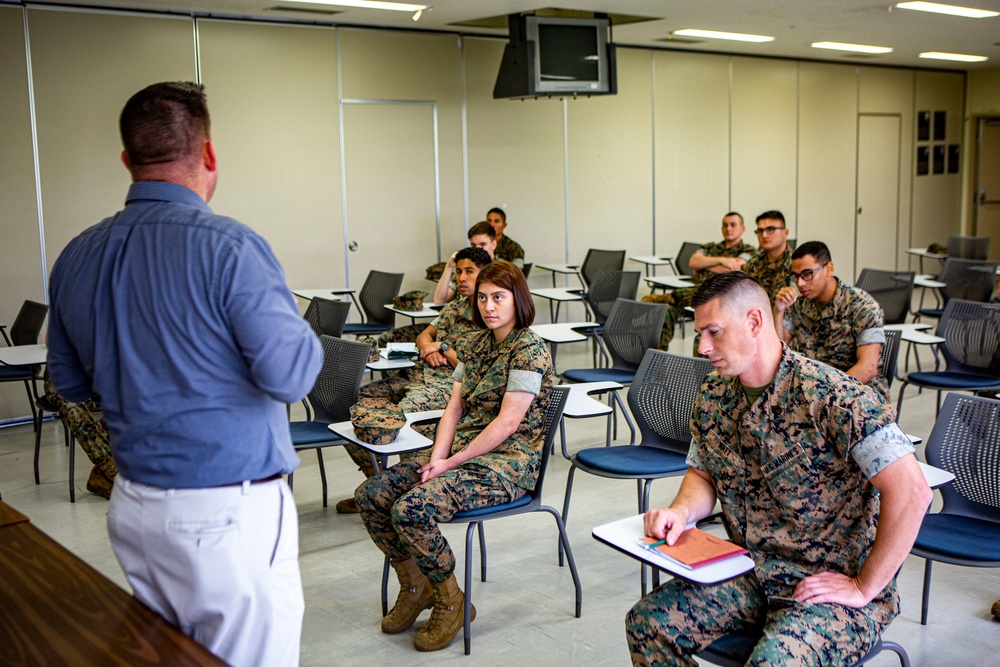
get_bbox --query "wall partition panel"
[0,6,45,420]
[797,62,858,279]
[653,50,731,253]
[856,115,902,273]
[197,20,343,293]
[859,67,915,270]
[731,57,798,236]
[28,8,196,277]
[464,37,566,272]
[566,47,653,260]
[338,28,464,275]
[911,71,965,253]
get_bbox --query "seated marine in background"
[486,207,525,268]
[643,211,755,349]
[337,246,491,513]
[433,221,497,305]
[773,241,888,401]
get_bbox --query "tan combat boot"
[381,558,434,634]
[413,574,476,652]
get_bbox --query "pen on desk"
[648,538,666,548]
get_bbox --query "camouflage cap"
[927,242,947,255]
[393,290,427,312]
[350,397,406,445]
[425,261,447,282]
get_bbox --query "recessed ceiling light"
[896,2,999,18]
[919,51,989,61]
[280,0,428,12]
[672,29,774,43]
[811,41,894,54]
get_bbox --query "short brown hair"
[120,81,210,167]
[467,221,495,240]
[472,261,535,329]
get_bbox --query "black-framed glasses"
[789,263,828,282]
[754,226,785,236]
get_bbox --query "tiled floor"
[2,316,999,666]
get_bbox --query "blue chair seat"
[453,492,533,519]
[914,514,1000,561]
[0,366,32,380]
[917,308,943,319]
[561,368,636,384]
[576,445,688,475]
[343,322,392,335]
[906,371,1000,389]
[289,420,341,445]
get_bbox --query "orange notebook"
[638,528,748,570]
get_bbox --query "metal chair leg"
[920,559,933,625]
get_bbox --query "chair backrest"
[306,335,372,423]
[855,269,915,325]
[936,299,1000,376]
[601,299,668,372]
[358,270,404,327]
[585,270,642,325]
[304,297,351,338]
[521,262,532,279]
[580,249,626,288]
[946,234,991,260]
[3,300,48,346]
[675,242,703,277]
[878,329,901,389]
[524,386,569,501]
[926,393,1000,522]
[937,258,998,305]
[628,349,713,456]
[786,238,797,252]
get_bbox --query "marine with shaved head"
[625,271,931,666]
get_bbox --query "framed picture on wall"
[947,144,960,174]
[918,111,931,141]
[917,146,930,176]
[933,145,946,174]
[933,111,947,141]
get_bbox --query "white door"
[974,117,1000,261]
[342,102,439,294]
[855,115,902,274]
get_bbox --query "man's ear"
[202,140,217,172]
[120,150,131,170]
[746,307,765,334]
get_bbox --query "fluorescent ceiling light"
[896,2,999,18]
[283,0,428,11]
[672,29,774,43]
[811,41,893,54]
[919,51,989,61]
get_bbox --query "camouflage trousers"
[625,573,884,667]
[345,368,455,471]
[375,323,426,345]
[43,375,118,489]
[355,458,522,583]
[642,287,696,350]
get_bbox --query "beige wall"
[960,68,1000,230]
[0,6,970,422]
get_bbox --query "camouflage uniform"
[643,240,756,350]
[744,247,793,305]
[495,234,525,267]
[42,374,118,497]
[783,278,888,401]
[355,327,553,583]
[626,346,914,666]
[347,296,479,468]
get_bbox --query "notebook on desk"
[638,528,748,570]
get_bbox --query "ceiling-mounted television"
[494,14,617,100]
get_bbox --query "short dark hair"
[691,271,765,309]
[473,261,534,329]
[120,82,210,167]
[468,221,495,240]
[723,212,743,224]
[456,246,492,269]
[487,207,506,222]
[755,210,785,226]
[791,241,831,264]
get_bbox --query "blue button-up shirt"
[47,181,322,488]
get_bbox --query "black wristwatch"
[439,342,451,354]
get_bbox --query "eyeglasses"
[789,263,828,282]
[754,226,785,236]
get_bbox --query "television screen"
[493,15,616,99]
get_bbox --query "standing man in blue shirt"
[46,81,322,667]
